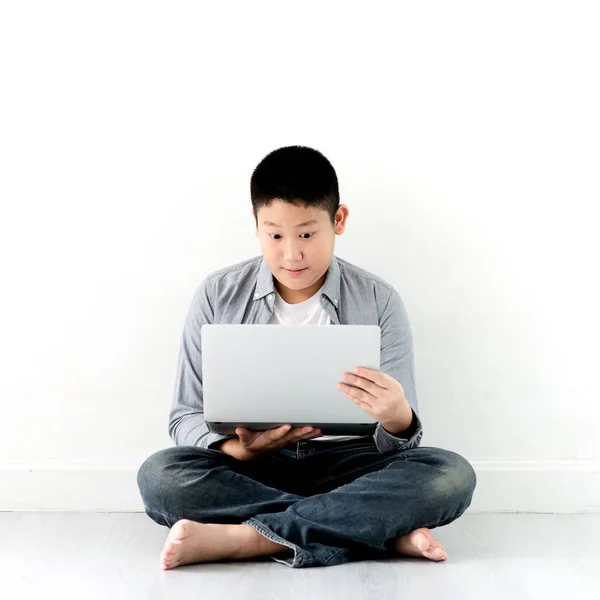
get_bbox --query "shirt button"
[254,291,260,298]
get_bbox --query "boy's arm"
[168,277,237,450]
[372,287,424,454]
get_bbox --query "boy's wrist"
[219,438,252,461]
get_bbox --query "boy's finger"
[260,425,287,443]
[238,432,252,444]
[291,428,317,441]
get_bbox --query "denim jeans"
[137,437,477,568]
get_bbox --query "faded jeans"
[136,437,477,568]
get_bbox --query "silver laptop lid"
[201,324,380,427]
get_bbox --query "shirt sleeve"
[373,286,424,454]
[168,277,237,450]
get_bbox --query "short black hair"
[250,145,340,225]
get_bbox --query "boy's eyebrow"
[262,219,318,228]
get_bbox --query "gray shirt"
[169,254,424,455]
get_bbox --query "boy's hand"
[337,367,413,430]
[230,424,323,461]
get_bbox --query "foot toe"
[426,547,447,561]
[393,528,448,561]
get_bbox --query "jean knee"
[137,448,172,505]
[430,449,477,505]
[136,446,215,509]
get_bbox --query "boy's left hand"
[337,367,410,426]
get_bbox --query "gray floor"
[1,512,598,599]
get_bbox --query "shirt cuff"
[373,409,423,454]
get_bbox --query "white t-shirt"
[268,285,362,442]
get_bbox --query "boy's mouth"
[284,267,307,276]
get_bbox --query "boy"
[137,146,477,570]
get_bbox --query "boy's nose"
[283,243,302,261]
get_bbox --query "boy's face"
[253,199,349,304]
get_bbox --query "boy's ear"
[334,204,349,234]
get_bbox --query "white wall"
[1,1,599,511]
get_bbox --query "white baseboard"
[1,459,598,513]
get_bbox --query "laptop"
[202,324,380,435]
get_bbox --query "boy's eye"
[269,233,313,240]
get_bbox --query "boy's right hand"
[226,424,323,461]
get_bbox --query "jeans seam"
[245,517,342,568]
[244,518,305,567]
[322,547,345,565]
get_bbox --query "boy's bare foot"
[160,520,289,570]
[160,520,447,569]
[392,527,448,561]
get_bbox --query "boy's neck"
[275,273,327,305]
